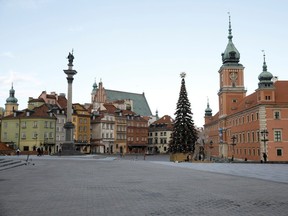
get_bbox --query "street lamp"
[209,140,213,161]
[260,129,268,162]
[231,135,236,161]
[35,133,38,147]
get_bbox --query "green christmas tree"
[169,72,198,153]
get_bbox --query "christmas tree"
[169,72,198,153]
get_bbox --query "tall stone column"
[62,52,77,152]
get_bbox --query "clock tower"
[218,15,246,119]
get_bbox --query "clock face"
[229,72,238,81]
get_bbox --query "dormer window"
[229,51,236,59]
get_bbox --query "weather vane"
[262,50,266,61]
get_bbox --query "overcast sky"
[1,0,288,127]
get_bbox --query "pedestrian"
[49,146,52,155]
[263,153,267,163]
[16,148,20,156]
[37,148,41,156]
[59,148,62,156]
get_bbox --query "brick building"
[204,17,288,162]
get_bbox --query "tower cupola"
[6,83,18,104]
[205,99,212,117]
[221,14,240,65]
[258,52,273,88]
[92,79,97,93]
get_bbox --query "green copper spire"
[205,97,212,117]
[228,13,233,41]
[258,51,273,88]
[221,13,240,65]
[6,83,18,104]
[91,78,98,95]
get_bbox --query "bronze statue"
[67,51,74,65]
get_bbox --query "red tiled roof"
[3,104,56,119]
[57,95,67,109]
[153,115,174,124]
[229,92,258,115]
[103,103,117,113]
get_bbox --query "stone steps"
[0,158,26,171]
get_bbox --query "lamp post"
[261,129,268,162]
[231,135,236,161]
[35,133,38,147]
[209,140,213,161]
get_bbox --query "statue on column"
[67,50,74,66]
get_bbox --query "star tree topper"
[180,72,186,79]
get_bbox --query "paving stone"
[0,155,287,216]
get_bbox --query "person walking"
[263,153,267,163]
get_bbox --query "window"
[22,122,27,128]
[274,130,282,142]
[33,121,38,128]
[265,95,271,100]
[21,133,26,139]
[276,149,282,156]
[3,122,7,128]
[274,111,280,120]
[33,132,38,139]
[23,146,29,151]
[44,121,48,128]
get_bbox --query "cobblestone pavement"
[0,155,288,216]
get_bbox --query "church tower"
[5,84,18,116]
[218,15,246,119]
[91,79,97,103]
